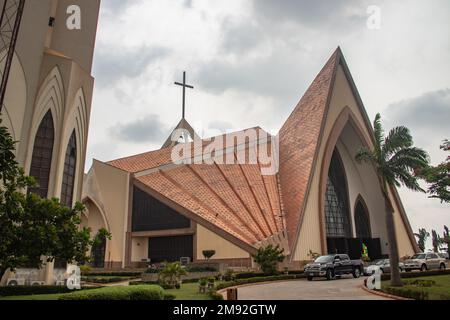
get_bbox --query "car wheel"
[307,276,313,281]
[352,267,361,278]
[421,264,427,272]
[7,280,18,286]
[326,269,335,280]
[440,263,446,270]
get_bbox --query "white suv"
[404,253,447,272]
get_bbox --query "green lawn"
[0,281,221,301]
[165,282,222,300]
[381,274,450,300]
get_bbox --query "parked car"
[404,252,447,272]
[364,259,405,275]
[304,254,364,281]
[438,252,449,260]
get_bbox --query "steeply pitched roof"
[278,48,341,251]
[161,118,200,148]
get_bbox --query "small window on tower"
[49,17,55,27]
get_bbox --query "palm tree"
[414,228,430,252]
[355,113,429,287]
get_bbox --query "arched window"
[60,131,77,207]
[324,150,351,238]
[28,110,54,198]
[354,197,371,238]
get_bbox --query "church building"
[83,48,418,269]
[1,0,100,209]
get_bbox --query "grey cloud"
[93,45,170,87]
[109,114,169,144]
[252,0,370,28]
[384,88,450,135]
[220,18,264,54]
[101,0,143,13]
[383,88,450,161]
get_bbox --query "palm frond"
[373,113,384,157]
[388,147,430,171]
[355,147,376,165]
[391,167,425,192]
[383,126,413,157]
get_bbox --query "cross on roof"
[174,71,194,119]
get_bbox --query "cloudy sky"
[87,0,450,250]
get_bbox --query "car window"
[412,254,426,259]
[340,255,349,260]
[428,254,438,259]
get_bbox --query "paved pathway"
[236,276,391,300]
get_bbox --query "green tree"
[252,244,285,275]
[419,140,450,203]
[443,226,450,257]
[431,229,444,253]
[414,228,430,252]
[355,114,429,287]
[0,122,92,277]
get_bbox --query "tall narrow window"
[354,198,371,238]
[324,150,351,238]
[29,111,55,198]
[60,131,77,207]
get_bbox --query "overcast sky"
[87,0,450,250]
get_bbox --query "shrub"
[252,245,285,275]
[163,293,176,300]
[185,265,218,272]
[82,276,137,284]
[0,285,73,297]
[382,286,429,300]
[222,269,235,281]
[404,279,436,287]
[209,290,224,300]
[202,250,216,260]
[59,285,165,300]
[79,265,91,273]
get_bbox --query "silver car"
[404,252,447,272]
[364,259,405,275]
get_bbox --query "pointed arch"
[60,130,77,207]
[28,110,55,198]
[354,194,372,238]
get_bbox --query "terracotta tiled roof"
[108,128,288,251]
[278,48,341,251]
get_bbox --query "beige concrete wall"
[131,238,149,262]
[196,224,250,260]
[294,65,416,260]
[83,160,130,266]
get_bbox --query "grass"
[165,282,223,300]
[0,281,221,301]
[381,274,450,300]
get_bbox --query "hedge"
[82,276,137,284]
[234,270,304,280]
[0,285,75,297]
[59,285,165,300]
[216,274,304,291]
[380,269,450,281]
[81,271,142,277]
[382,286,429,300]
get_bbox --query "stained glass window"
[60,131,77,207]
[28,111,54,198]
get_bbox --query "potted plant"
[202,250,216,260]
[199,278,207,293]
[207,277,215,290]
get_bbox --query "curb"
[360,284,412,300]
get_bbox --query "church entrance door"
[148,235,193,263]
